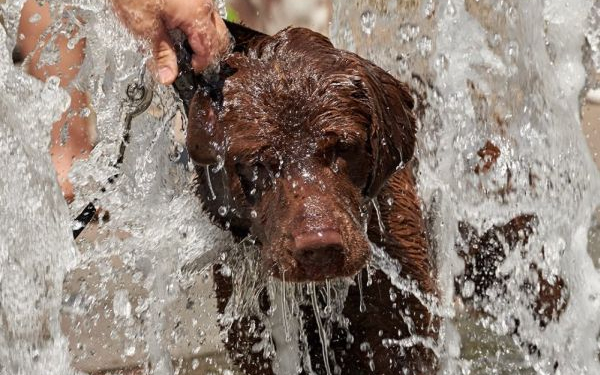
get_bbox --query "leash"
[172,20,266,114]
[72,20,262,239]
[72,78,153,239]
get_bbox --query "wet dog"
[178,23,439,374]
[176,20,571,374]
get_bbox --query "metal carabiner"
[114,81,154,167]
[72,80,153,239]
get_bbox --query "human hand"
[110,0,230,84]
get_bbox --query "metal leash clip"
[72,78,153,239]
[114,80,154,167]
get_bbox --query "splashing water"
[332,0,600,373]
[0,23,80,375]
[1,0,600,374]
[1,1,232,374]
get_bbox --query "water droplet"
[435,54,449,72]
[397,24,420,44]
[28,13,42,24]
[417,36,433,57]
[211,155,225,173]
[489,33,502,48]
[360,342,371,352]
[506,41,519,59]
[423,0,435,18]
[331,161,339,173]
[125,344,136,356]
[446,0,456,16]
[360,10,376,35]
[220,265,232,277]
[357,272,366,313]
[250,210,257,218]
[45,76,61,91]
[67,37,80,50]
[218,206,228,216]
[461,280,475,298]
[113,290,132,318]
[347,332,355,344]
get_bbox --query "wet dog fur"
[184,25,439,374]
[181,22,568,375]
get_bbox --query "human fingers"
[162,0,230,72]
[110,0,159,37]
[110,0,179,83]
[188,10,230,72]
[151,23,179,84]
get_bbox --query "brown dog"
[180,24,438,374]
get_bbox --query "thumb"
[151,23,178,85]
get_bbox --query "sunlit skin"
[18,0,92,203]
[17,0,229,203]
[15,1,228,374]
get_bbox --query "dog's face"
[187,28,416,282]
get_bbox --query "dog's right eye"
[329,140,358,165]
[235,162,273,204]
[336,140,355,154]
[324,140,369,188]
[236,163,258,204]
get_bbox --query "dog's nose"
[293,230,345,278]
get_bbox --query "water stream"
[1,0,599,374]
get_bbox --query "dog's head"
[185,26,416,282]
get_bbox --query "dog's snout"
[293,230,344,254]
[293,230,345,277]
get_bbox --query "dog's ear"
[177,21,268,165]
[359,62,417,198]
[186,89,223,165]
[224,20,268,53]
